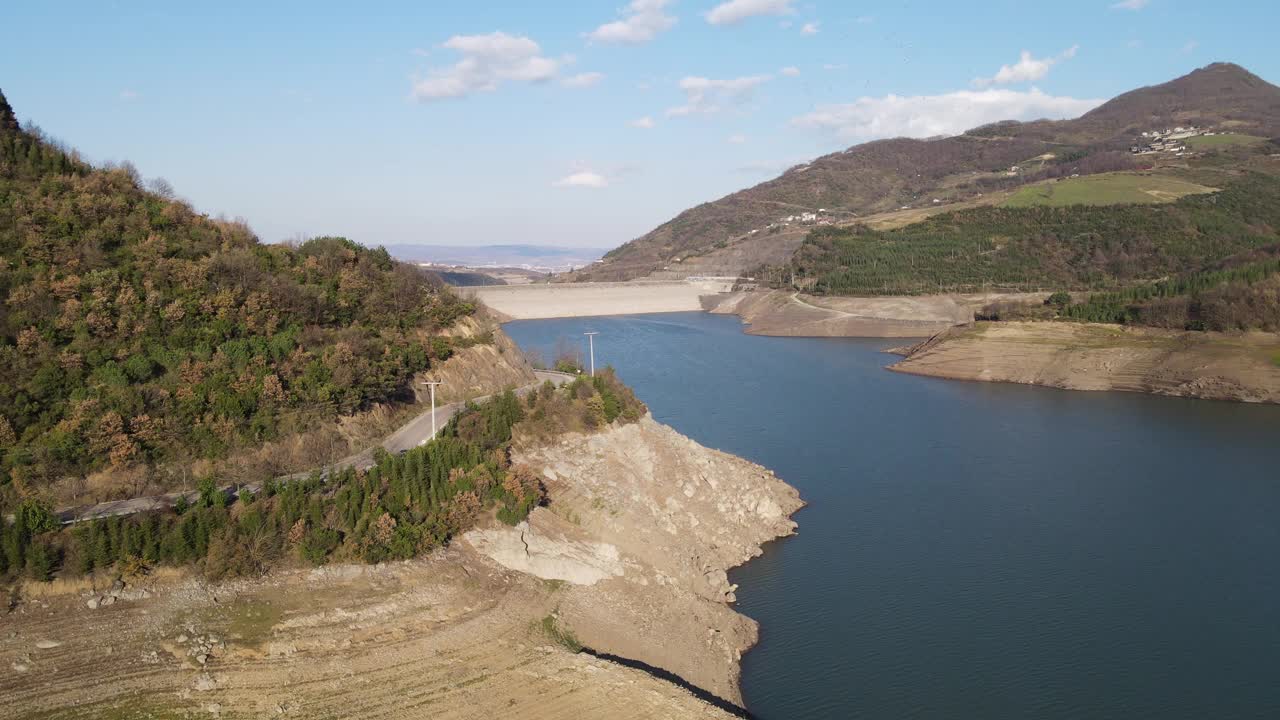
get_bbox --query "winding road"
[54,370,576,524]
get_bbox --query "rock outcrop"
[465,414,804,705]
[420,313,536,403]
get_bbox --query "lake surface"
[504,312,1280,720]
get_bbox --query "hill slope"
[778,169,1280,295]
[0,90,473,490]
[575,63,1280,282]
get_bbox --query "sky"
[2,1,1278,250]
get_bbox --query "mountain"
[0,92,474,490]
[572,63,1280,282]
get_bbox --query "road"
[54,370,576,524]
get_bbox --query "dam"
[461,280,734,320]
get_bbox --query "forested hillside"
[1054,249,1280,331]
[0,90,474,490]
[772,171,1280,295]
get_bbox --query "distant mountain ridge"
[574,63,1280,282]
[386,244,607,271]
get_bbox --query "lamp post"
[422,380,444,439]
[583,332,599,377]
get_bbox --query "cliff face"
[419,314,537,403]
[891,321,1280,404]
[465,415,804,706]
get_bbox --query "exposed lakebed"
[505,311,1280,719]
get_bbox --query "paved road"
[55,370,576,524]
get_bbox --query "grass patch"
[1003,172,1214,208]
[1272,353,1280,368]
[541,613,583,652]
[1184,134,1268,149]
[225,599,284,645]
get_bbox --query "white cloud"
[411,32,560,101]
[587,0,677,45]
[780,66,801,77]
[563,72,605,88]
[410,47,431,57]
[1181,39,1199,53]
[1111,0,1150,9]
[118,90,139,101]
[667,74,772,116]
[973,46,1079,88]
[727,133,747,144]
[554,171,609,188]
[801,22,820,35]
[823,63,847,71]
[791,87,1103,141]
[706,0,795,26]
[630,116,656,129]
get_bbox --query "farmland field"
[1002,172,1215,208]
[1184,133,1268,149]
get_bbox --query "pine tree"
[0,88,19,132]
[25,540,55,581]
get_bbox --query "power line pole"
[422,380,444,439]
[583,332,599,377]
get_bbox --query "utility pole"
[422,380,444,439]
[583,332,599,377]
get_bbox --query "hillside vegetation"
[770,171,1280,295]
[0,90,474,492]
[1,371,645,583]
[1056,249,1280,331]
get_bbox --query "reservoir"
[504,312,1280,719]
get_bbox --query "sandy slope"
[890,321,1280,404]
[0,553,740,719]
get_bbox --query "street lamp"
[583,332,599,377]
[421,380,444,439]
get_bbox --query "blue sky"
[2,1,1277,249]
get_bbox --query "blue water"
[504,312,1280,720]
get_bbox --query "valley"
[5,37,1280,720]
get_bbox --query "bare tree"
[147,176,176,199]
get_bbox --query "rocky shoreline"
[703,289,1045,338]
[889,321,1280,404]
[470,415,804,705]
